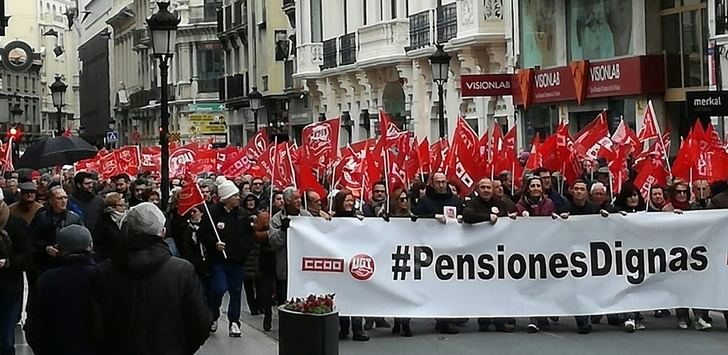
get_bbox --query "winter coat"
[175,218,214,277]
[566,201,601,215]
[411,185,464,218]
[269,208,312,280]
[362,200,386,217]
[707,190,728,209]
[30,207,84,271]
[70,191,106,232]
[26,253,99,355]
[9,200,43,225]
[516,196,555,216]
[546,189,572,214]
[93,209,124,262]
[207,204,255,264]
[0,203,33,295]
[462,197,510,224]
[91,237,212,355]
[252,212,276,277]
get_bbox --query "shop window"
[567,0,633,61]
[522,106,559,146]
[520,1,558,67]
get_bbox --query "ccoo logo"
[349,254,375,281]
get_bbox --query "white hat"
[216,177,239,201]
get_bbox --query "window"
[15,76,19,91]
[391,0,397,19]
[436,3,457,43]
[310,0,322,42]
[32,78,36,93]
[262,75,268,91]
[520,0,557,67]
[661,1,708,88]
[196,43,224,93]
[363,0,367,25]
[24,77,28,92]
[408,10,430,50]
[6,75,10,90]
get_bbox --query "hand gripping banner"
[287,211,728,317]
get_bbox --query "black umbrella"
[15,136,98,169]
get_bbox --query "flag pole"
[329,160,336,214]
[269,136,278,217]
[648,100,672,172]
[383,144,391,215]
[286,144,297,190]
[202,200,228,259]
[644,182,652,213]
[511,161,515,197]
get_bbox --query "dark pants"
[339,316,363,334]
[478,317,515,329]
[275,279,287,306]
[677,308,709,321]
[208,262,246,325]
[254,274,276,314]
[244,278,259,313]
[0,286,22,355]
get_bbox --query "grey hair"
[590,182,607,194]
[282,186,298,202]
[122,202,166,237]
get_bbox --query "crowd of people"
[1,158,727,354]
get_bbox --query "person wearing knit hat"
[208,176,254,337]
[56,225,93,256]
[25,225,98,355]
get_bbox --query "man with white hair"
[589,182,616,212]
[91,202,212,355]
[269,187,311,306]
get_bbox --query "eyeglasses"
[676,190,688,194]
[252,182,263,186]
[55,196,68,200]
[373,190,386,194]
[399,197,408,202]
[529,184,541,188]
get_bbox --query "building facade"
[511,0,711,154]
[2,0,80,143]
[217,0,305,145]
[293,0,511,144]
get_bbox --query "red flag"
[612,118,642,156]
[0,139,14,173]
[62,129,72,137]
[573,110,610,160]
[297,159,326,199]
[335,145,366,198]
[177,178,205,216]
[607,144,631,195]
[446,117,481,196]
[140,147,161,173]
[115,146,141,177]
[633,158,669,201]
[417,137,431,175]
[637,100,659,142]
[430,138,449,173]
[302,118,340,172]
[272,142,296,188]
[220,129,270,178]
[504,125,517,155]
[169,143,199,178]
[525,133,542,171]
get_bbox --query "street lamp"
[49,75,68,136]
[249,86,262,131]
[9,105,22,160]
[147,0,180,211]
[429,44,450,139]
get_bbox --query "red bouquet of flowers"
[283,294,335,314]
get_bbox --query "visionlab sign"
[461,74,513,97]
[686,91,728,117]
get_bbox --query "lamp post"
[249,86,262,132]
[49,75,68,136]
[147,0,180,211]
[429,44,451,139]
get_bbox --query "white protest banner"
[288,211,728,317]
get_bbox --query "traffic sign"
[190,103,224,112]
[106,130,119,143]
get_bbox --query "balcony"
[358,19,409,66]
[718,0,728,35]
[295,43,323,77]
[408,10,431,51]
[339,33,356,66]
[233,1,248,31]
[218,77,226,101]
[217,7,224,33]
[436,3,457,43]
[190,3,219,24]
[225,74,246,100]
[321,38,338,70]
[198,78,220,93]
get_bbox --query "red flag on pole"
[302,118,340,173]
[177,178,206,216]
[573,110,610,160]
[637,100,659,142]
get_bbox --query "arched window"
[52,5,56,14]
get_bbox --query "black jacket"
[567,201,601,215]
[174,218,213,277]
[0,215,33,294]
[30,207,84,271]
[462,197,510,224]
[92,237,212,355]
[26,253,98,355]
[92,209,123,262]
[411,185,464,218]
[208,204,255,264]
[70,190,105,232]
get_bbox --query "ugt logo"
[349,254,375,281]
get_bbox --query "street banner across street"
[288,211,728,317]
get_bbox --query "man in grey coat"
[269,187,311,305]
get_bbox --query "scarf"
[110,210,126,229]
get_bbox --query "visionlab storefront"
[512,55,666,147]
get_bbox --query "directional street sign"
[106,130,119,143]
